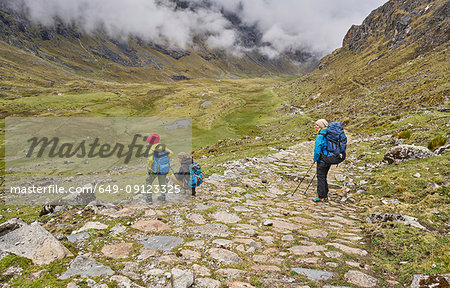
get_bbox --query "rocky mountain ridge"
[0,0,315,82]
[343,0,448,52]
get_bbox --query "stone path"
[3,141,383,287]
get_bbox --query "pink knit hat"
[146,133,160,144]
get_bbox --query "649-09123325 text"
[8,184,182,195]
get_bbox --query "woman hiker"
[146,133,173,203]
[169,152,197,196]
[313,119,330,202]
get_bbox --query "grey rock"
[435,144,450,155]
[281,235,294,241]
[207,174,226,182]
[110,275,142,288]
[211,211,241,223]
[171,268,194,288]
[366,213,427,230]
[60,184,97,205]
[344,270,378,288]
[410,274,450,288]
[0,221,73,265]
[200,100,213,107]
[0,251,8,261]
[187,223,230,237]
[263,220,273,226]
[67,232,90,243]
[326,243,367,256]
[384,145,435,164]
[291,267,334,281]
[73,222,108,233]
[59,255,114,279]
[110,223,127,236]
[0,218,26,237]
[139,236,183,251]
[208,248,242,265]
[195,278,221,288]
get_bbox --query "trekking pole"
[304,173,316,195]
[291,162,315,196]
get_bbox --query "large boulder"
[0,219,73,265]
[366,213,427,230]
[384,145,436,164]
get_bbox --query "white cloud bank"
[5,0,387,57]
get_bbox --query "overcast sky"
[6,0,388,57]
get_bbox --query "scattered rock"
[281,235,294,241]
[59,255,114,279]
[226,281,256,288]
[270,219,300,231]
[139,236,183,251]
[250,265,281,272]
[289,245,327,255]
[131,220,170,233]
[110,275,139,288]
[192,264,211,276]
[109,224,126,236]
[137,248,158,260]
[305,229,328,238]
[263,220,273,226]
[344,270,378,287]
[208,248,242,265]
[86,200,117,214]
[180,249,201,260]
[217,268,247,279]
[0,221,73,265]
[73,222,108,234]
[171,268,194,288]
[384,145,436,164]
[212,239,234,248]
[435,144,450,155]
[195,278,221,288]
[324,251,343,258]
[0,218,26,237]
[67,232,90,243]
[326,243,367,256]
[366,213,428,230]
[187,223,230,237]
[291,267,334,281]
[187,213,207,224]
[410,274,450,288]
[101,243,133,259]
[211,211,241,223]
[26,269,46,281]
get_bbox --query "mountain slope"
[0,2,315,83]
[280,0,448,132]
[268,0,450,282]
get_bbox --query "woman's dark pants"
[317,162,331,198]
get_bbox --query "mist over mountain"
[2,0,387,58]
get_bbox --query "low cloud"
[5,0,387,57]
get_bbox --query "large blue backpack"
[152,150,170,175]
[188,162,203,188]
[321,122,347,164]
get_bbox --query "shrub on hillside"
[428,135,447,151]
[397,130,412,139]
